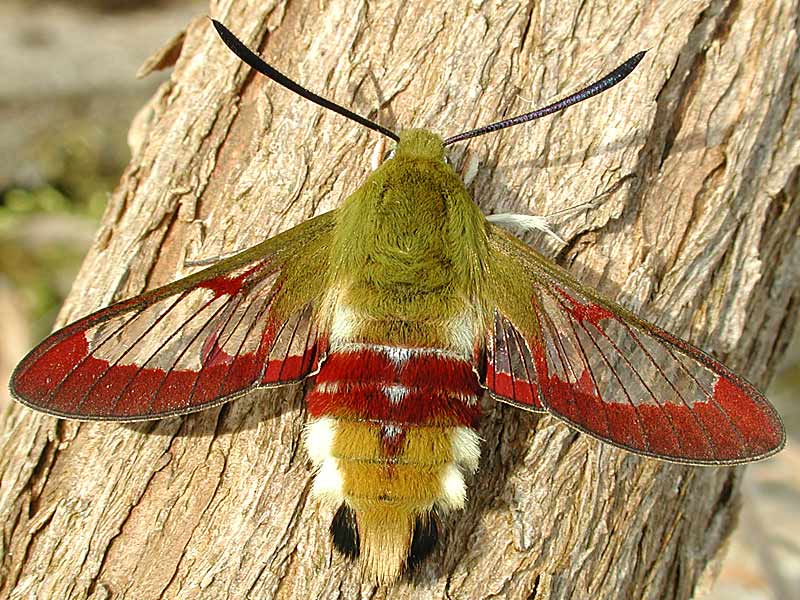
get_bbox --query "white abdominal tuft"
[304,417,338,466]
[311,457,344,502]
[450,427,482,473]
[438,464,467,511]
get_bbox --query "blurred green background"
[0,2,796,598]
[1,0,201,344]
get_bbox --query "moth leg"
[487,213,566,244]
[550,173,637,220]
[487,173,637,243]
[371,137,388,171]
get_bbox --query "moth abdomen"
[304,343,482,583]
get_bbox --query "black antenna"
[443,51,647,146]
[211,19,400,142]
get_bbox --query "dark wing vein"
[156,290,249,414]
[71,291,195,409]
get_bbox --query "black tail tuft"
[330,503,360,559]
[407,513,439,571]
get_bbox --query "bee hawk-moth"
[10,19,784,584]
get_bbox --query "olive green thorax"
[327,129,490,348]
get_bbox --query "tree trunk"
[2,1,798,598]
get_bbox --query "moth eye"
[443,155,451,166]
[383,148,397,162]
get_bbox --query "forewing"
[11,212,336,421]
[485,225,785,464]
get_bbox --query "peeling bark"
[2,1,799,598]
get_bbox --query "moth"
[10,20,785,584]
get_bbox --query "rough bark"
[1,1,798,598]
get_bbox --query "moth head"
[392,130,447,163]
